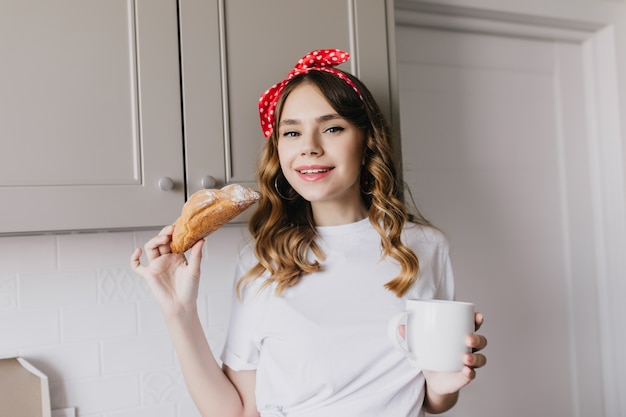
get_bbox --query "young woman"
[131,49,487,417]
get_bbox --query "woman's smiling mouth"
[295,166,334,181]
[297,168,332,174]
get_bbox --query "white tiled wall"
[0,226,249,417]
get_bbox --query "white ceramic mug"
[388,299,475,372]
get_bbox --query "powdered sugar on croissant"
[170,184,260,253]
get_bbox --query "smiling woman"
[132,49,487,417]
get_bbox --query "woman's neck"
[311,200,368,226]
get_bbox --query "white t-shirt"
[221,218,455,417]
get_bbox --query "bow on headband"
[258,48,363,138]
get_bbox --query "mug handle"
[387,311,416,362]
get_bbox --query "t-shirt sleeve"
[435,242,455,301]
[405,225,456,301]
[220,247,266,371]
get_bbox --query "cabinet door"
[0,0,184,233]
[178,0,226,196]
[180,0,396,195]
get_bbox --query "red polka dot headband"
[258,48,363,138]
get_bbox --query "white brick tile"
[105,404,176,417]
[52,374,140,414]
[141,367,190,405]
[19,271,98,310]
[98,267,151,303]
[0,348,20,359]
[0,234,57,274]
[0,309,59,349]
[198,227,245,295]
[196,296,208,328]
[62,303,136,343]
[132,229,161,253]
[101,334,173,374]
[0,274,17,312]
[57,231,135,270]
[208,290,232,328]
[206,327,227,359]
[177,398,202,417]
[0,226,244,417]
[137,298,168,335]
[20,342,100,381]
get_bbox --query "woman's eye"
[281,131,300,138]
[325,126,345,134]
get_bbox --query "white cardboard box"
[0,357,51,417]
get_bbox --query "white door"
[395,9,621,417]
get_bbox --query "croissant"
[170,184,260,253]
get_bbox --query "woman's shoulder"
[403,221,450,249]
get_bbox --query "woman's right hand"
[130,224,204,317]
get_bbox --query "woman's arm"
[165,304,254,417]
[224,366,259,417]
[131,226,257,417]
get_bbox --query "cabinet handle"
[201,175,217,189]
[158,177,175,191]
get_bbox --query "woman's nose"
[300,132,323,156]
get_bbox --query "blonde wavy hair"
[238,70,431,297]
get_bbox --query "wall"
[398,1,626,416]
[0,226,248,417]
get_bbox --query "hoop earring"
[360,166,373,195]
[274,175,298,201]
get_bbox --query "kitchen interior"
[1,0,626,416]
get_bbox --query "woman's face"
[276,83,367,224]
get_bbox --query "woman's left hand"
[423,312,488,396]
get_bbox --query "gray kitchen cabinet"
[1,0,398,234]
[1,0,186,233]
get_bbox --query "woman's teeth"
[299,169,330,174]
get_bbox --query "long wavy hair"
[238,70,431,297]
